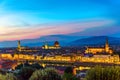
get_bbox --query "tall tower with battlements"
[105,37,109,53]
[18,40,21,51]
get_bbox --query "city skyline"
[0,0,120,41]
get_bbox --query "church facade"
[85,38,113,54]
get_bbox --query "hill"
[0,35,80,47]
[69,36,120,46]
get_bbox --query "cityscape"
[0,0,120,80]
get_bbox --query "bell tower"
[18,40,21,51]
[105,37,109,53]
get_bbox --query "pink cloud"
[0,19,114,41]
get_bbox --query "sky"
[0,0,120,41]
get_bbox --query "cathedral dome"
[54,41,60,47]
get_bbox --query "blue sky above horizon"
[0,0,120,41]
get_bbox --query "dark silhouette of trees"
[63,67,78,80]
[64,67,73,74]
[31,63,43,69]
[15,62,43,80]
[17,67,35,80]
[15,61,43,70]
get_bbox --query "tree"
[29,68,62,80]
[0,74,6,80]
[24,60,30,67]
[31,63,43,69]
[43,68,62,80]
[15,62,43,70]
[0,73,17,80]
[63,67,78,80]
[17,67,35,80]
[0,69,6,75]
[64,67,73,74]
[15,61,31,70]
[5,73,18,80]
[15,63,23,70]
[85,66,120,80]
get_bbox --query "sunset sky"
[0,0,120,41]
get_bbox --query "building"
[17,40,26,52]
[0,53,119,63]
[85,38,113,54]
[42,41,61,49]
[17,40,38,52]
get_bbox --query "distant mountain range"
[69,36,120,46]
[0,35,120,48]
[0,35,81,47]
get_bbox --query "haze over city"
[0,0,120,42]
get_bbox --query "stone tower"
[18,40,21,51]
[105,37,109,53]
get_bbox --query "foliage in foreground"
[15,62,43,80]
[17,67,36,80]
[0,73,17,80]
[85,66,120,80]
[29,68,62,80]
[63,67,79,80]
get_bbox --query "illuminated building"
[42,41,61,49]
[17,40,27,52]
[17,40,38,52]
[18,40,21,51]
[85,38,113,54]
[0,53,119,63]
